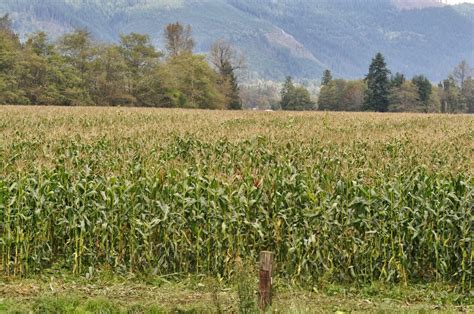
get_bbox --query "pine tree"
[223,63,242,110]
[280,76,295,110]
[321,69,332,86]
[391,72,405,88]
[412,75,432,105]
[364,53,391,112]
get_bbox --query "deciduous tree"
[209,39,244,110]
[164,22,195,57]
[280,76,314,110]
[452,60,473,89]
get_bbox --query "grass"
[0,106,473,311]
[0,273,472,313]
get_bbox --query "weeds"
[235,261,258,313]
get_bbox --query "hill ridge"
[1,0,473,81]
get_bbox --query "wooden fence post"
[258,251,274,310]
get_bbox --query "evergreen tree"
[321,69,332,86]
[391,72,405,88]
[223,63,242,110]
[280,76,295,110]
[412,75,432,106]
[364,52,391,112]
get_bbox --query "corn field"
[0,106,472,289]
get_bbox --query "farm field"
[0,106,473,311]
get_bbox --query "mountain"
[1,0,473,81]
[392,0,446,9]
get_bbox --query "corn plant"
[0,107,472,290]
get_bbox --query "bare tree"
[164,22,195,57]
[209,39,245,76]
[209,39,246,109]
[453,60,473,88]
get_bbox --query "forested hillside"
[0,0,473,80]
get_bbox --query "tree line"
[1,12,473,113]
[0,14,242,109]
[279,53,473,113]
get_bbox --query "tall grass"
[0,107,472,290]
